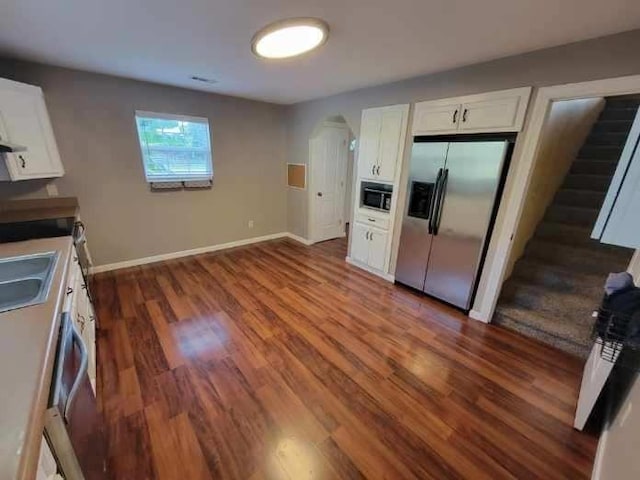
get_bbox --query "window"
[134,111,213,184]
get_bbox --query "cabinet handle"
[376,165,380,175]
[66,287,73,295]
[462,108,468,123]
[368,218,376,222]
[369,231,373,241]
[371,165,375,176]
[365,231,370,240]
[453,110,458,124]
[18,155,26,168]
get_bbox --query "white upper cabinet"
[412,87,532,136]
[0,78,64,181]
[592,107,640,248]
[358,108,382,180]
[412,102,461,134]
[357,104,409,182]
[377,108,406,181]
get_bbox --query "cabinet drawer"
[356,213,390,230]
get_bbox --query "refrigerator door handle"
[428,168,444,234]
[433,168,449,235]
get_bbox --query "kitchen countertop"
[0,237,74,480]
[0,197,79,224]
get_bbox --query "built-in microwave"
[361,182,393,211]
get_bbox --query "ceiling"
[1,0,640,104]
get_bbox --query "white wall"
[505,97,605,277]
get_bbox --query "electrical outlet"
[248,220,254,229]
[46,183,59,197]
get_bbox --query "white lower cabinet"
[351,223,371,265]
[65,251,97,394]
[351,222,389,272]
[368,228,388,271]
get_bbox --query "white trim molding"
[91,232,311,273]
[284,232,314,246]
[472,74,640,324]
[345,256,395,282]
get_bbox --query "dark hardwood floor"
[93,237,597,480]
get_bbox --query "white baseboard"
[469,309,490,323]
[345,256,395,283]
[91,231,310,273]
[284,232,314,246]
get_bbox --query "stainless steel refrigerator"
[395,139,510,310]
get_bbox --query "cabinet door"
[350,223,370,264]
[358,108,381,180]
[77,281,97,391]
[0,79,64,180]
[376,108,405,182]
[412,102,461,135]
[368,227,389,271]
[458,96,523,132]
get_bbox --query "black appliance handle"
[433,168,449,236]
[428,169,443,234]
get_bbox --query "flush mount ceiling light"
[251,18,329,59]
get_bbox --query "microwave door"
[395,142,448,290]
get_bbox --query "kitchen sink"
[0,252,58,313]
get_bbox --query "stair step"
[512,257,609,293]
[584,131,630,146]
[576,146,624,162]
[553,189,605,209]
[562,174,611,192]
[591,120,635,135]
[501,280,600,322]
[604,98,640,109]
[534,222,630,254]
[545,205,599,227]
[494,307,591,358]
[599,106,639,121]
[526,238,633,276]
[570,160,619,176]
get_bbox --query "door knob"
[317,192,323,197]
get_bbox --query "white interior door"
[310,125,349,243]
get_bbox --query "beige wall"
[285,29,640,241]
[0,60,288,267]
[506,98,605,277]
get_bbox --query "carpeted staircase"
[494,97,639,358]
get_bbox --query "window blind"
[135,111,213,183]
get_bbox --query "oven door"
[45,312,107,480]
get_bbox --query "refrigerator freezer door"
[395,142,448,290]
[423,141,508,309]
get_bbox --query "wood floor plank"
[95,237,598,480]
